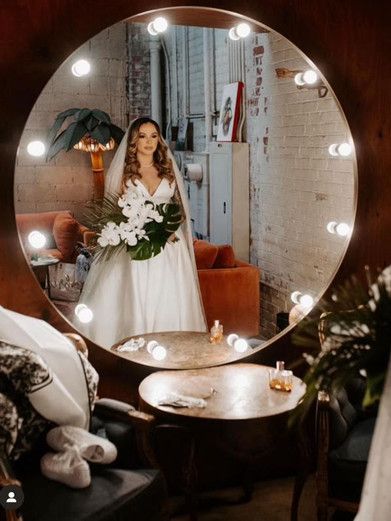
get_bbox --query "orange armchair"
[194,241,260,337]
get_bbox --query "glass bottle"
[269,361,293,392]
[209,319,224,344]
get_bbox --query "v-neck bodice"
[134,177,175,203]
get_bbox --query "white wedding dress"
[78,177,207,348]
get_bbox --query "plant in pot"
[46,108,125,199]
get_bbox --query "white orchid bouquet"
[84,189,183,261]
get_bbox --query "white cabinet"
[209,142,249,261]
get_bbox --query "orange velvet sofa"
[193,240,260,337]
[16,210,89,263]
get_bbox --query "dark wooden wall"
[0,1,389,400]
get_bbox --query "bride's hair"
[122,117,175,192]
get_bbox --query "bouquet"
[291,265,391,423]
[84,187,183,262]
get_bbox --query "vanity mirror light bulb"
[28,230,47,249]
[71,59,91,77]
[147,340,159,353]
[228,27,241,40]
[236,23,251,38]
[290,290,302,304]
[302,70,318,84]
[27,140,46,157]
[151,344,167,361]
[328,142,352,157]
[233,338,248,353]
[335,222,351,237]
[147,17,168,35]
[227,333,239,347]
[77,306,93,323]
[299,294,314,309]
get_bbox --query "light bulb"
[302,70,318,84]
[227,333,239,347]
[327,221,338,233]
[147,340,159,353]
[337,142,352,157]
[77,306,93,323]
[335,222,351,237]
[290,291,301,304]
[294,73,306,86]
[236,23,251,38]
[71,59,91,77]
[147,16,168,35]
[75,303,87,316]
[299,294,314,309]
[27,140,45,157]
[228,27,241,41]
[328,142,352,157]
[151,344,167,361]
[28,231,47,249]
[233,338,248,353]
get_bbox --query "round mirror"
[14,7,356,368]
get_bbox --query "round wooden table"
[138,363,306,499]
[112,331,257,369]
[139,362,305,420]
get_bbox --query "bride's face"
[137,123,159,156]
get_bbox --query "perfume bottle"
[269,361,293,392]
[209,320,224,344]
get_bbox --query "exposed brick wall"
[245,32,355,338]
[14,22,128,222]
[127,23,151,121]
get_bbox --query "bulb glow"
[302,70,318,84]
[147,17,168,35]
[290,291,301,304]
[147,340,159,354]
[71,59,91,77]
[228,27,241,40]
[294,73,305,86]
[327,221,338,233]
[337,142,352,157]
[28,231,47,249]
[227,333,239,347]
[299,294,314,309]
[77,306,93,323]
[335,222,351,237]
[27,140,45,157]
[233,338,248,353]
[75,304,87,316]
[236,23,251,38]
[151,344,167,361]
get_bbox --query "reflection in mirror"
[14,9,356,364]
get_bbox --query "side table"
[30,256,59,298]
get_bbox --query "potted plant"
[46,108,125,198]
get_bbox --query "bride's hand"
[168,233,179,243]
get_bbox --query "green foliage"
[291,267,391,424]
[46,108,125,161]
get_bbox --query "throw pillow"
[213,244,236,268]
[53,213,79,261]
[193,240,219,269]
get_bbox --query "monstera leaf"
[46,108,125,161]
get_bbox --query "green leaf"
[90,124,111,144]
[76,108,93,122]
[46,122,88,160]
[46,108,81,160]
[109,124,125,144]
[91,109,111,123]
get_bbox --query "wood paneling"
[0,1,389,400]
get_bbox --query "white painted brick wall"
[15,22,128,221]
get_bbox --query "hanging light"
[147,17,168,36]
[328,142,352,157]
[228,22,251,40]
[27,140,45,157]
[71,59,91,77]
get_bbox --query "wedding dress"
[77,128,207,349]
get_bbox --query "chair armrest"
[63,333,89,357]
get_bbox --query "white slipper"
[46,426,117,464]
[40,447,91,488]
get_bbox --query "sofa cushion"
[213,244,236,268]
[53,213,79,261]
[193,240,219,269]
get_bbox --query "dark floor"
[170,475,356,521]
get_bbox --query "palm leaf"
[91,109,111,123]
[109,123,125,144]
[90,124,111,144]
[76,108,93,122]
[46,108,81,159]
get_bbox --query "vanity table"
[139,363,305,491]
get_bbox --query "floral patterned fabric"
[0,340,98,460]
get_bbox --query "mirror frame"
[0,1,389,402]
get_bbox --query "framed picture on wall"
[216,81,244,142]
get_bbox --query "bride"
[78,117,207,348]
